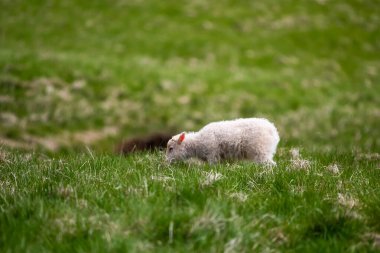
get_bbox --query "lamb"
[165,118,280,165]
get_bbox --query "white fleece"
[166,118,280,165]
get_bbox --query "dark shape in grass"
[303,214,355,240]
[116,133,173,155]
[361,195,380,231]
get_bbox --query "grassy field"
[0,0,380,252]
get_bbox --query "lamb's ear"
[177,132,185,144]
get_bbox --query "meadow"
[0,0,379,252]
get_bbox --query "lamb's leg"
[206,152,220,165]
[206,157,219,165]
[263,159,276,167]
[257,158,276,167]
[247,152,276,166]
[245,128,278,166]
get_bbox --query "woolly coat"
[166,118,280,165]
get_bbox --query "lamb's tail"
[266,121,280,145]
[272,126,280,145]
[265,122,280,158]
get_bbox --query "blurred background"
[0,0,379,155]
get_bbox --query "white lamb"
[166,118,280,165]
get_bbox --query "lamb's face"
[165,133,186,163]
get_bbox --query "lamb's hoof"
[264,160,276,167]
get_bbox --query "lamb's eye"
[168,147,173,152]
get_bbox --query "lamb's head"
[166,132,187,163]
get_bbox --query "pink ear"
[178,132,185,144]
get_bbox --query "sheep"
[165,118,280,165]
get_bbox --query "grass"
[0,0,380,252]
[1,150,379,252]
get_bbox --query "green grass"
[0,0,380,251]
[1,150,379,252]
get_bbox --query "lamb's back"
[199,118,274,135]
[194,118,279,162]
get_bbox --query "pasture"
[0,0,379,252]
